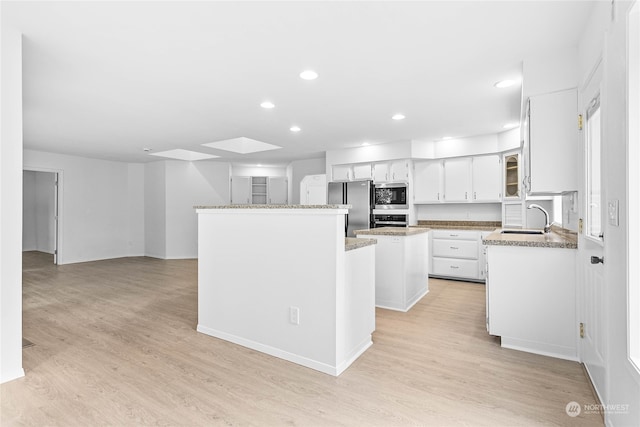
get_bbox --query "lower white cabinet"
[486,244,577,360]
[429,229,486,282]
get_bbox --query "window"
[628,0,639,372]
[586,97,602,241]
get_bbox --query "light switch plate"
[608,199,619,226]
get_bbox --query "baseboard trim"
[197,324,370,377]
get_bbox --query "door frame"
[23,167,63,265]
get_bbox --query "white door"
[579,90,607,403]
[231,176,251,204]
[472,155,501,202]
[443,158,471,202]
[413,160,442,203]
[268,177,288,204]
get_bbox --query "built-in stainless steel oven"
[374,182,408,209]
[373,214,408,228]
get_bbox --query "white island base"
[355,227,429,312]
[195,205,377,376]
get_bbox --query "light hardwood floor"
[2,252,602,426]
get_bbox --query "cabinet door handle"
[450,265,459,269]
[437,192,440,201]
[449,234,458,237]
[465,192,468,200]
[450,246,459,250]
[474,192,477,200]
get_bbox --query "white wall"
[326,140,412,173]
[288,157,326,204]
[144,161,166,259]
[1,16,25,383]
[127,164,145,256]
[231,164,286,177]
[24,150,144,264]
[164,161,230,259]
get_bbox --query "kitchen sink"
[501,229,545,235]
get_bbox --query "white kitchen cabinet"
[352,163,373,181]
[471,155,501,202]
[443,158,471,202]
[355,230,429,312]
[373,160,410,183]
[231,176,288,205]
[486,244,577,360]
[503,151,521,199]
[389,160,410,182]
[231,176,251,204]
[332,164,352,182]
[300,174,327,205]
[524,88,579,194]
[373,163,390,182]
[268,176,288,204]
[429,229,485,282]
[413,160,443,203]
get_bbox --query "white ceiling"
[7,1,594,164]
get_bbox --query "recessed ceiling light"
[149,149,219,161]
[257,164,262,167]
[494,79,519,88]
[143,147,152,152]
[260,101,275,109]
[299,70,318,80]
[392,114,405,121]
[290,126,301,132]
[442,136,452,140]
[361,142,370,146]
[503,122,520,129]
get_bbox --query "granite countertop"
[413,220,502,231]
[345,237,377,251]
[354,227,430,236]
[195,204,351,210]
[483,226,578,249]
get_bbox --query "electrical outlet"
[289,306,300,325]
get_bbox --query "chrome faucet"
[527,204,551,233]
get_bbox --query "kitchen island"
[195,205,377,376]
[484,227,578,360]
[354,227,429,312]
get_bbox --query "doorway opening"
[22,169,60,265]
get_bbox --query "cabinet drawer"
[431,230,478,241]
[432,258,479,279]
[432,239,478,259]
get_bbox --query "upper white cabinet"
[352,163,373,181]
[268,176,288,204]
[231,176,288,205]
[443,158,472,202]
[231,176,251,204]
[471,155,502,202]
[413,160,443,203]
[373,160,409,183]
[389,160,410,182]
[503,151,521,199]
[525,88,579,194]
[332,164,352,182]
[373,163,389,182]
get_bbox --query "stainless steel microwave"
[374,182,408,209]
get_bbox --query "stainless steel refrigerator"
[327,180,374,237]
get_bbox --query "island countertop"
[354,227,430,236]
[345,237,377,251]
[483,227,578,249]
[195,204,350,210]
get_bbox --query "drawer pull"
[450,246,459,250]
[449,234,459,237]
[450,265,459,269]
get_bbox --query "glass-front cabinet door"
[503,152,520,199]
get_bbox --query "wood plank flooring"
[2,252,603,426]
